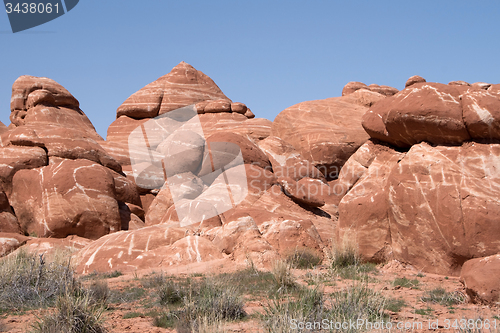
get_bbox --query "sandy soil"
[1,260,498,333]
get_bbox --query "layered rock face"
[0,76,140,239]
[73,62,342,273]
[338,77,500,275]
[271,88,392,180]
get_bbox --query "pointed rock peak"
[117,62,231,119]
[164,61,219,88]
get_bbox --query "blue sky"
[1,1,499,138]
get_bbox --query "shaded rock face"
[460,254,500,304]
[362,82,500,147]
[271,95,373,180]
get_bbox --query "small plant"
[152,311,177,329]
[108,287,146,304]
[415,307,433,316]
[285,247,323,269]
[30,290,107,333]
[87,280,109,306]
[421,287,465,306]
[330,231,360,269]
[417,272,425,278]
[219,268,276,297]
[393,277,419,288]
[158,281,184,306]
[141,271,167,289]
[335,263,377,281]
[384,298,406,313]
[271,260,296,290]
[123,312,143,319]
[0,250,75,311]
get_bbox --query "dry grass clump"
[30,289,107,333]
[153,276,246,332]
[0,249,74,311]
[271,259,296,291]
[261,283,387,333]
[285,247,323,269]
[330,231,360,269]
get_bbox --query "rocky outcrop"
[342,81,399,97]
[11,159,122,239]
[460,254,500,304]
[0,76,141,240]
[271,92,380,180]
[338,77,500,276]
[362,81,500,147]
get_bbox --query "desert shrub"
[153,311,177,329]
[219,268,275,297]
[108,287,146,304]
[328,283,388,329]
[262,286,324,333]
[335,263,377,281]
[286,247,323,269]
[421,287,465,306]
[262,283,386,333]
[30,290,106,333]
[393,277,419,288]
[141,271,167,289]
[158,281,184,306]
[271,260,296,290]
[153,277,246,331]
[87,280,109,306]
[0,249,75,310]
[384,297,406,313]
[330,232,360,269]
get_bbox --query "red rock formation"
[460,254,500,304]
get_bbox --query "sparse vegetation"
[30,289,107,333]
[415,307,433,316]
[0,249,74,311]
[285,247,323,269]
[271,260,296,290]
[330,232,360,269]
[123,312,143,319]
[393,277,419,288]
[421,287,465,306]
[152,276,246,331]
[262,283,387,333]
[385,297,406,313]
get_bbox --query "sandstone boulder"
[460,254,500,304]
[405,75,426,88]
[11,159,121,239]
[272,96,371,180]
[339,140,500,275]
[362,82,470,148]
[0,233,30,257]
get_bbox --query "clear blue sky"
[1,1,499,138]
